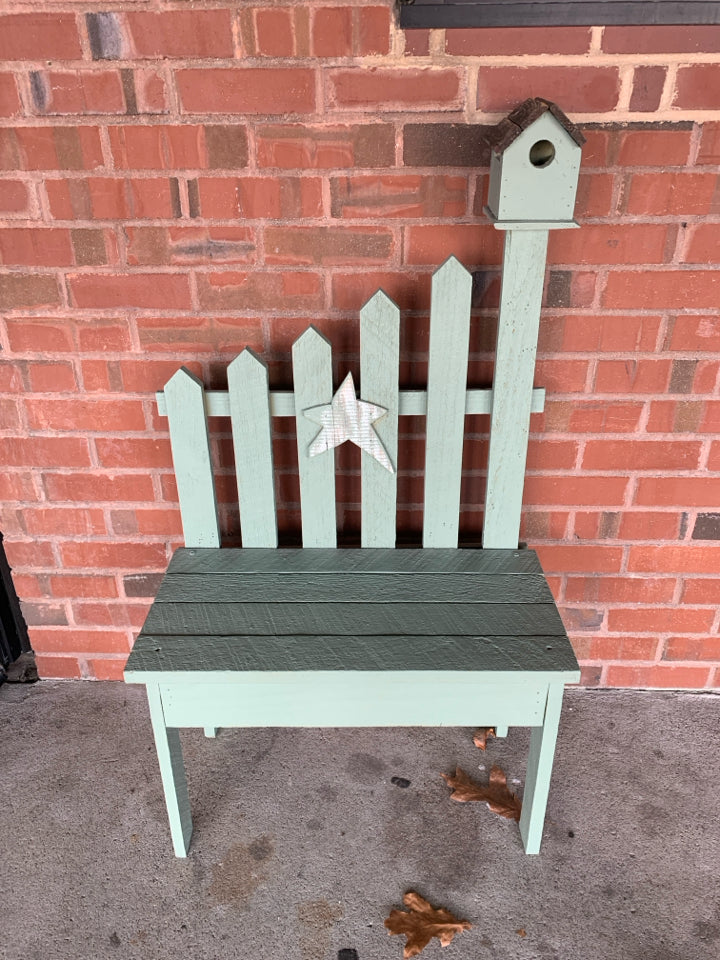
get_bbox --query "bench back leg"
[518,682,565,855]
[147,684,193,857]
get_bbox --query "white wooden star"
[304,372,394,473]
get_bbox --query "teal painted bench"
[125,256,580,857]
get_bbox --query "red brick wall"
[1,4,719,686]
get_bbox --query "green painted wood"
[126,632,578,676]
[157,387,546,419]
[167,546,546,576]
[146,684,193,857]
[141,600,566,639]
[483,229,549,549]
[519,681,565,854]
[423,257,473,548]
[228,349,277,548]
[155,572,555,604]
[204,727,218,738]
[360,290,400,547]
[495,725,509,737]
[158,677,548,728]
[292,327,336,548]
[164,368,220,548]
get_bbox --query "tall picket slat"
[360,291,400,548]
[422,257,473,548]
[293,327,337,548]
[228,349,277,548]
[164,367,220,548]
[483,230,549,548]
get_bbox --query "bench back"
[159,256,545,553]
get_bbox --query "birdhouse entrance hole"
[529,139,556,168]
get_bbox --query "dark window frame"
[398,0,720,29]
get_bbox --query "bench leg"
[147,685,193,857]
[204,727,218,738]
[519,682,564,855]
[495,725,508,738]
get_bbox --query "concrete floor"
[1,681,719,960]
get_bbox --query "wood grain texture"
[292,327,337,548]
[519,681,566,855]
[146,684,193,857]
[483,230,549,549]
[360,290,400,547]
[228,350,277,548]
[164,367,220,549]
[423,257,473,548]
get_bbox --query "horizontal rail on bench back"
[155,387,546,419]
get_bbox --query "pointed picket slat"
[483,230,549,549]
[292,326,336,548]
[228,349,277,548]
[422,257,473,548]
[360,290,400,548]
[164,367,220,548]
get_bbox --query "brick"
[26,361,78,393]
[197,270,323,312]
[123,573,164,598]
[73,601,147,629]
[0,361,23,392]
[0,180,30,215]
[4,539,55,568]
[574,173,614,218]
[332,175,467,219]
[629,544,720,573]
[0,14,82,60]
[36,71,125,115]
[257,123,394,169]
[204,126,249,169]
[50,575,118,599]
[79,360,110,392]
[0,228,73,267]
[177,68,316,115]
[524,476,628,508]
[525,440,578,471]
[603,270,720,310]
[109,125,206,170]
[126,225,256,267]
[617,129,692,166]
[77,322,130,353]
[256,8,295,57]
[404,30,431,57]
[559,607,605,631]
[0,398,21,433]
[358,6,390,55]
[645,399,701,433]
[588,636,659,660]
[581,130,612,167]
[594,359,671,394]
[692,513,720,540]
[0,473,37,502]
[608,606,714,634]
[68,273,191,310]
[534,358,588,393]
[6,318,75,353]
[629,66,667,113]
[71,229,108,267]
[548,224,669,266]
[197,176,323,220]
[132,508,183,536]
[403,123,493,167]
[664,637,720,662]
[519,511,569,541]
[31,627,130,655]
[405,224,502,266]
[265,226,394,265]
[329,69,462,110]
[136,316,262,354]
[539,315,661,353]
[684,226,720,265]
[126,10,233,58]
[88,658,127,681]
[682,579,720,604]
[0,274,60,309]
[674,65,720,110]
[332,271,432,312]
[697,124,720,165]
[635,478,720,508]
[565,576,675,604]
[60,542,166,569]
[44,473,154,503]
[606,665,711,688]
[582,440,701,471]
[535,544,624,573]
[23,508,105,537]
[25,398,145,432]
[35,655,83,680]
[626,173,718,216]
[669,315,720,350]
[119,358,202,393]
[134,67,169,114]
[477,66,619,113]
[603,25,720,53]
[0,73,20,117]
[446,26,590,55]
[617,512,681,540]
[46,177,178,220]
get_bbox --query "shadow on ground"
[2,682,719,960]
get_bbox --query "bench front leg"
[519,682,564,855]
[146,684,193,857]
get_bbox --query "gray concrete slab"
[1,681,719,960]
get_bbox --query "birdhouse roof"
[488,98,586,154]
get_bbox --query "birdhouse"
[486,98,585,227]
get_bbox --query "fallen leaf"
[385,891,471,958]
[472,727,495,751]
[516,928,527,937]
[441,765,522,821]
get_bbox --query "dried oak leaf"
[472,727,495,751]
[385,891,471,958]
[441,765,522,822]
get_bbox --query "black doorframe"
[0,532,31,671]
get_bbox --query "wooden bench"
[124,253,580,858]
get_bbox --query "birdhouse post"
[482,98,585,549]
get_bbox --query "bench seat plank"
[125,633,578,677]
